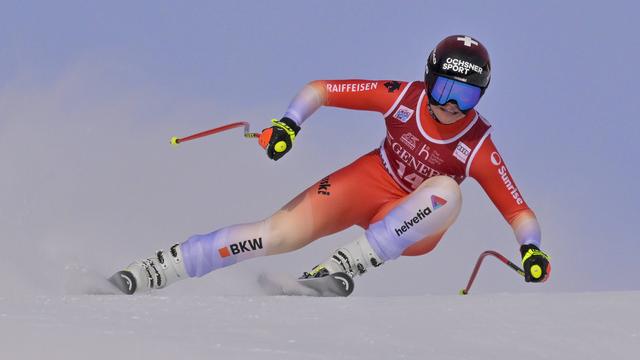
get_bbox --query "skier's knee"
[365,175,462,261]
[417,175,461,204]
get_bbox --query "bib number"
[395,161,424,190]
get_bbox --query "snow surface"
[1,285,638,360]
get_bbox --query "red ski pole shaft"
[170,121,260,146]
[459,250,524,295]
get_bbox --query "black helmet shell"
[426,35,491,89]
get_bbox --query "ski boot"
[301,235,384,279]
[109,244,188,295]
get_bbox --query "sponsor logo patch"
[387,139,465,188]
[393,105,414,123]
[219,238,263,258]
[442,57,483,75]
[489,152,524,205]
[490,151,502,166]
[400,132,420,150]
[317,176,331,196]
[394,206,432,237]
[417,143,430,161]
[326,82,378,93]
[431,195,447,210]
[384,81,401,93]
[218,247,231,258]
[454,142,472,163]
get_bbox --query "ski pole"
[459,250,524,295]
[170,121,260,146]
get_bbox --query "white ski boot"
[301,235,384,279]
[109,244,188,295]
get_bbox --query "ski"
[258,272,354,297]
[110,268,356,297]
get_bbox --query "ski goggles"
[428,76,482,111]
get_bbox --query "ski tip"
[108,271,137,295]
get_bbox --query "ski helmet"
[425,35,491,111]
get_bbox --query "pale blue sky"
[1,1,638,295]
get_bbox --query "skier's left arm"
[469,136,551,282]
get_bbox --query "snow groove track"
[0,292,638,359]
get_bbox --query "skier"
[111,35,551,295]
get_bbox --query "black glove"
[258,117,301,161]
[520,244,551,283]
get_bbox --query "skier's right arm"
[284,80,408,124]
[260,80,407,160]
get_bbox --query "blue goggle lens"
[429,76,482,111]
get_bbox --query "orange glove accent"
[259,128,273,149]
